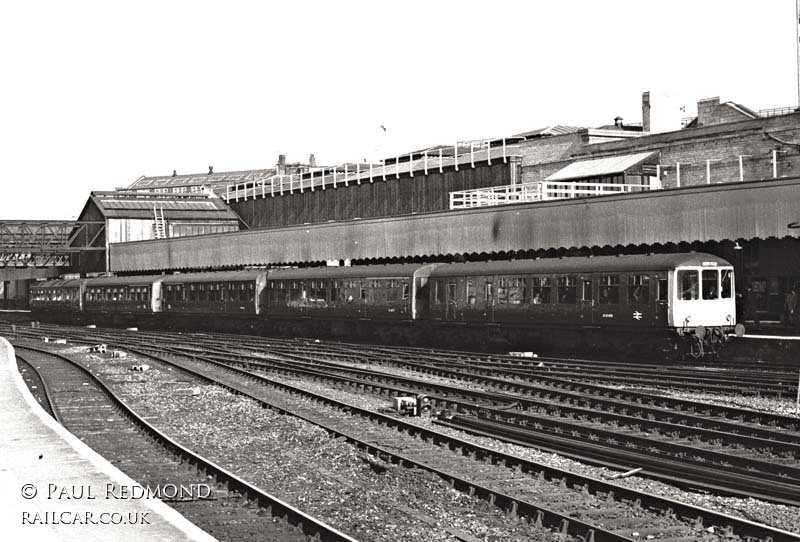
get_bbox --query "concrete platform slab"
[0,337,217,542]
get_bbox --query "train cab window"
[360,288,367,301]
[557,276,577,304]
[485,282,494,303]
[448,282,456,302]
[701,270,718,300]
[531,277,551,304]
[678,270,699,300]
[598,275,619,304]
[402,283,410,300]
[721,270,733,299]
[628,275,650,304]
[434,280,445,304]
[657,278,668,302]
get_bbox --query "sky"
[0,1,797,220]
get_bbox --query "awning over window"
[545,151,659,182]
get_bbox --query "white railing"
[224,139,521,203]
[449,181,654,209]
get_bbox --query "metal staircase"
[153,206,167,239]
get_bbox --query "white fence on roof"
[449,180,655,209]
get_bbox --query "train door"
[415,277,430,319]
[580,277,594,324]
[654,273,669,325]
[445,279,461,320]
[484,279,496,323]
[462,277,483,322]
[436,279,459,321]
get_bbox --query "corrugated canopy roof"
[128,169,278,189]
[89,192,241,221]
[513,126,585,139]
[544,151,659,182]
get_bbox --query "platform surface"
[0,336,217,541]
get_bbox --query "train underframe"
[30,310,733,359]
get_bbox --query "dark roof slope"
[89,192,240,221]
[128,168,277,190]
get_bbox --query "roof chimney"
[172,170,177,177]
[642,91,651,132]
[309,153,316,168]
[697,97,720,127]
[277,154,287,175]
[614,116,623,128]
[208,166,214,175]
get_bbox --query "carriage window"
[598,275,619,305]
[531,277,551,304]
[448,282,456,301]
[485,282,494,302]
[598,275,619,304]
[678,270,699,300]
[402,283,410,300]
[466,280,476,305]
[628,275,650,304]
[702,270,718,300]
[435,280,445,304]
[557,276,577,304]
[498,277,526,305]
[360,288,367,301]
[721,269,732,299]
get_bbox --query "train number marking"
[602,313,614,319]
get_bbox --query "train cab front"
[671,261,739,357]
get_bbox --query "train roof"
[266,264,428,280]
[427,253,732,277]
[85,275,164,287]
[32,279,86,288]
[161,270,266,284]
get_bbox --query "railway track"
[13,345,358,542]
[15,355,59,420]
[8,322,798,393]
[14,338,800,542]
[8,325,800,503]
[185,347,800,505]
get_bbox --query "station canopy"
[545,151,659,182]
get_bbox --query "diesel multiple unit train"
[29,253,741,356]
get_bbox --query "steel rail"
[15,354,62,423]
[12,345,359,542]
[117,343,800,541]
